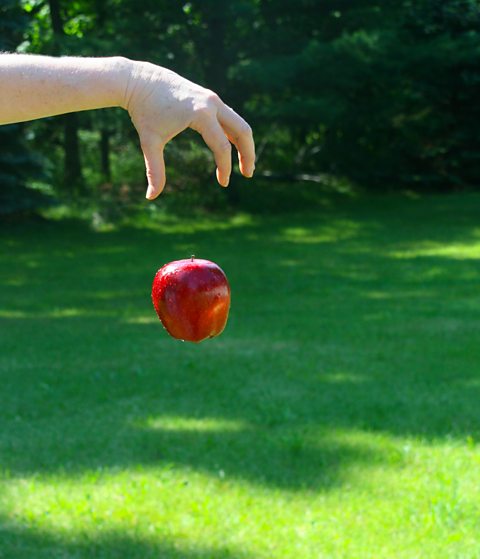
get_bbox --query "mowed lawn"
[1,192,480,558]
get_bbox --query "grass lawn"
[1,191,480,558]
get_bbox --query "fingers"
[197,118,232,187]
[137,91,254,199]
[141,140,166,200]
[218,105,255,178]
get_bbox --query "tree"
[236,0,480,191]
[0,1,45,215]
[9,0,479,212]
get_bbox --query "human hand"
[123,61,256,200]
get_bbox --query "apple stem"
[191,254,195,261]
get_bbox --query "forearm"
[0,54,130,124]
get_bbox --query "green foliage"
[240,0,480,190]
[0,1,47,214]
[394,0,480,189]
[0,124,47,214]
[1,0,479,215]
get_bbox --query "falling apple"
[151,257,231,343]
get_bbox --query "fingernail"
[146,185,155,199]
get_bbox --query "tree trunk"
[100,127,112,182]
[48,0,84,193]
[64,112,83,192]
[199,1,240,205]
[48,0,63,39]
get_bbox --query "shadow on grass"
[0,313,479,493]
[0,388,388,490]
[1,193,480,491]
[0,517,249,559]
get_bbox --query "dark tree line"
[0,0,44,214]
[1,0,479,213]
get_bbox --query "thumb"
[141,140,166,200]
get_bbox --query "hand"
[123,61,256,200]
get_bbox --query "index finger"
[218,105,255,178]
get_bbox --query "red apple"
[151,257,231,343]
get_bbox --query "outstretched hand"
[124,62,256,200]
[0,54,254,200]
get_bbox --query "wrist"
[119,59,176,114]
[109,56,135,110]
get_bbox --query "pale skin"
[0,54,255,199]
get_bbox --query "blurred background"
[3,3,480,558]
[1,0,479,220]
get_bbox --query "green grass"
[1,191,480,558]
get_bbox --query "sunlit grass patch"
[144,417,247,433]
[2,192,480,558]
[281,218,366,244]
[390,240,480,260]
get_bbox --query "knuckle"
[197,104,211,115]
[217,140,231,153]
[194,105,213,122]
[140,135,161,151]
[205,90,221,105]
[240,122,253,137]
[194,91,221,118]
[145,169,156,182]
